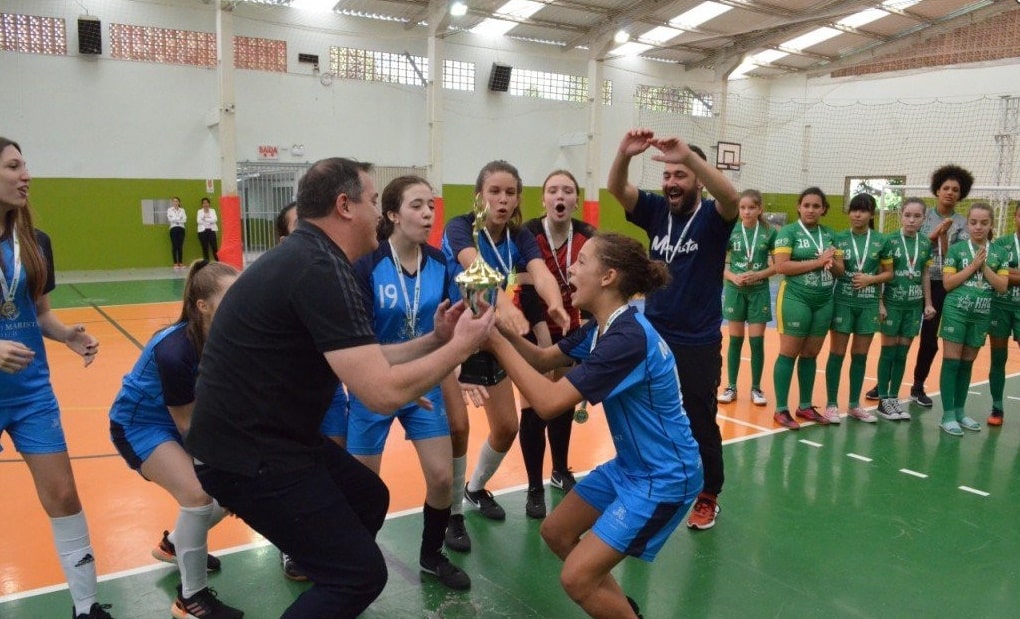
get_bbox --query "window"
[0,13,66,55]
[111,24,215,66]
[509,68,587,102]
[330,47,428,86]
[636,85,713,117]
[234,36,286,72]
[443,59,475,91]
[844,176,906,212]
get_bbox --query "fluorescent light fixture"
[450,1,468,17]
[609,41,652,57]
[614,29,630,44]
[782,26,840,51]
[669,1,732,30]
[753,49,788,64]
[290,0,337,12]
[640,25,684,44]
[469,0,543,36]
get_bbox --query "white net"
[636,93,1020,214]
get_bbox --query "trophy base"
[459,351,507,386]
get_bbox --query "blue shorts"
[346,387,448,456]
[0,393,67,455]
[320,387,349,439]
[110,419,181,470]
[574,460,696,562]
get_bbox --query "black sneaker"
[444,514,471,553]
[864,386,880,401]
[525,487,546,519]
[153,530,222,572]
[172,585,244,619]
[74,603,113,619]
[420,552,471,591]
[464,484,506,520]
[550,469,577,493]
[910,387,933,408]
[280,550,308,582]
[626,596,644,619]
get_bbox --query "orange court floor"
[2,296,1019,601]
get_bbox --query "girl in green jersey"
[719,189,775,406]
[986,201,1020,426]
[938,203,1009,436]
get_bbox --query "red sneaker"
[773,410,801,430]
[795,405,830,425]
[686,492,720,530]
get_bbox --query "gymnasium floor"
[2,275,1019,618]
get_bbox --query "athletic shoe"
[847,407,877,423]
[939,420,963,437]
[280,551,308,582]
[717,387,737,403]
[895,400,911,421]
[959,416,982,432]
[864,386,880,401]
[822,405,842,424]
[75,603,114,619]
[876,399,902,421]
[171,585,243,619]
[794,405,830,425]
[626,596,645,619]
[773,410,800,430]
[464,484,505,520]
[525,487,546,519]
[420,552,471,591]
[153,530,222,572]
[550,469,577,493]
[988,408,1004,426]
[750,388,768,406]
[686,492,720,530]
[910,387,933,408]
[444,514,471,553]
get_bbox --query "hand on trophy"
[432,299,468,343]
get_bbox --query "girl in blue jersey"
[347,176,470,590]
[0,138,112,619]
[487,233,703,619]
[109,260,243,619]
[441,160,570,526]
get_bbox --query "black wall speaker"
[488,63,512,92]
[78,17,102,55]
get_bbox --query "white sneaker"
[822,405,842,424]
[717,387,736,403]
[847,407,877,423]
[750,388,767,406]
[877,399,902,421]
[894,400,911,421]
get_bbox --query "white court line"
[847,453,872,462]
[1009,396,1020,401]
[799,439,823,448]
[959,486,990,497]
[968,390,981,395]
[899,468,928,478]
[717,414,775,433]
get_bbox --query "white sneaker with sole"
[717,387,736,403]
[750,388,767,406]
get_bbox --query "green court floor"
[5,398,1019,618]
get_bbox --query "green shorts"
[830,300,880,335]
[777,281,833,338]
[939,304,990,348]
[723,284,773,324]
[880,305,923,339]
[988,304,1020,340]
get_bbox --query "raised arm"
[650,136,740,221]
[607,129,655,213]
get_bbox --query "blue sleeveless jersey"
[559,307,703,499]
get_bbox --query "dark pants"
[198,230,219,261]
[196,441,389,618]
[668,340,724,496]
[913,279,947,389]
[169,227,185,264]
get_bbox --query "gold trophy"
[456,196,507,385]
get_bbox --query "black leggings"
[198,230,219,261]
[169,227,185,264]
[912,280,947,388]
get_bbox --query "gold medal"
[0,300,17,319]
[574,401,589,424]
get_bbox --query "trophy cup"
[456,197,507,385]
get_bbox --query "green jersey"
[833,229,886,306]
[943,240,1009,316]
[773,222,841,301]
[881,232,933,308]
[990,233,1020,307]
[725,222,775,292]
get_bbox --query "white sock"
[207,499,227,528]
[450,455,467,515]
[467,441,506,493]
[51,511,97,616]
[174,503,214,598]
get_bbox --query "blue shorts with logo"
[110,418,181,471]
[320,386,349,439]
[0,392,67,455]
[346,386,448,455]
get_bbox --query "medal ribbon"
[1,227,21,310]
[390,241,422,338]
[665,205,701,264]
[542,216,572,287]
